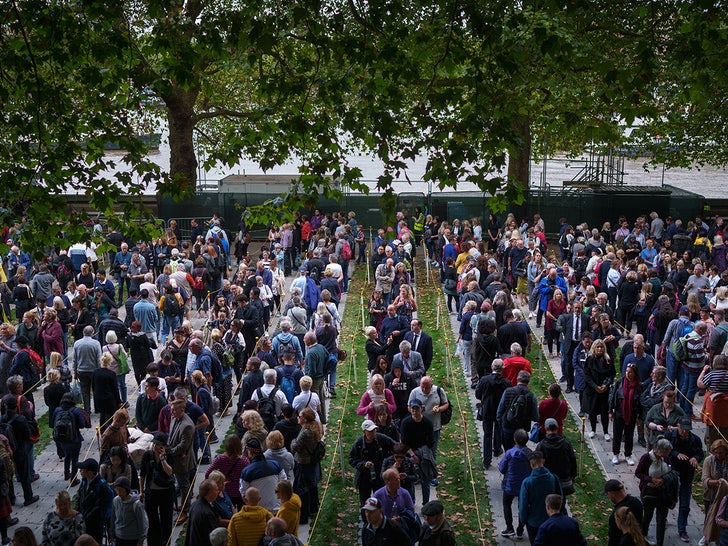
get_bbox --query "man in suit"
[406,319,433,372]
[561,300,590,393]
[166,399,196,523]
[391,340,425,383]
[497,310,530,356]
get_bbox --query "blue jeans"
[196,428,210,460]
[117,374,128,403]
[678,366,700,415]
[666,350,679,384]
[432,429,441,462]
[161,315,180,346]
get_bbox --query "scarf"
[621,377,639,424]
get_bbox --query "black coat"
[92,368,121,414]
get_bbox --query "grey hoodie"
[111,492,148,542]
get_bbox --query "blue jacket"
[498,444,533,496]
[519,467,562,528]
[538,275,568,313]
[303,278,321,311]
[534,513,586,546]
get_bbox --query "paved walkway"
[449,306,707,545]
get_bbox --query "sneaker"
[611,455,619,464]
[638,438,647,448]
[679,532,689,543]
[699,536,707,546]
[516,529,524,540]
[588,431,595,439]
[604,433,611,441]
[501,529,516,538]
[528,312,534,319]
[626,456,635,466]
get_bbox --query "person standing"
[408,376,449,463]
[349,420,395,517]
[497,371,539,452]
[608,363,643,466]
[290,408,323,525]
[139,431,176,546]
[167,399,197,524]
[361,497,412,546]
[53,392,90,486]
[72,325,101,413]
[476,359,511,469]
[185,480,219,546]
[604,479,643,546]
[635,438,677,546]
[583,339,615,441]
[110,476,148,546]
[519,451,562,544]
[0,396,37,507]
[665,417,704,543]
[303,332,328,425]
[536,419,577,498]
[419,500,456,546]
[76,458,114,544]
[533,494,586,546]
[498,429,532,540]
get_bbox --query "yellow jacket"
[276,493,302,536]
[228,505,273,546]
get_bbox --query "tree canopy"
[1,0,726,254]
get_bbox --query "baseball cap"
[152,431,169,446]
[408,398,423,408]
[603,479,624,494]
[362,497,382,511]
[78,458,99,473]
[678,417,693,430]
[361,420,377,432]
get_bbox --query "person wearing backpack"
[159,284,184,346]
[53,392,90,487]
[0,396,37,507]
[276,353,303,405]
[496,370,539,452]
[76,457,114,544]
[110,475,149,546]
[8,336,39,409]
[662,305,695,383]
[253,370,288,432]
[272,321,304,367]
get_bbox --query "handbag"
[117,348,130,375]
[437,387,453,426]
[529,422,541,443]
[70,380,82,404]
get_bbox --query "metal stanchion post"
[436,294,441,330]
[361,294,365,330]
[366,249,371,284]
[579,416,586,477]
[352,341,357,383]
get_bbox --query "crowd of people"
[0,208,459,546]
[425,209,728,545]
[4,205,728,546]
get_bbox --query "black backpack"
[257,387,280,431]
[275,337,295,364]
[53,408,79,443]
[0,417,17,453]
[163,293,181,317]
[505,390,531,428]
[209,351,223,386]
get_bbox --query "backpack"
[312,439,326,462]
[256,387,280,431]
[163,293,181,317]
[275,337,295,365]
[325,351,338,375]
[209,350,223,386]
[505,391,531,428]
[341,240,352,261]
[0,417,17,453]
[53,408,79,443]
[25,349,44,381]
[437,387,453,426]
[56,262,72,281]
[670,320,694,360]
[278,367,296,404]
[592,261,603,288]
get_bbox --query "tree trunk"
[165,86,200,194]
[508,116,531,219]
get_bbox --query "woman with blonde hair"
[207,469,235,527]
[583,339,615,440]
[41,490,84,546]
[292,376,321,421]
[614,506,647,546]
[264,430,295,482]
[393,284,417,324]
[710,286,728,312]
[93,352,121,434]
[241,409,269,450]
[291,408,323,525]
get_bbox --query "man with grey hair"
[391,340,425,382]
[170,264,194,316]
[678,320,708,416]
[476,359,512,469]
[139,272,159,305]
[263,516,303,546]
[503,343,532,386]
[252,369,288,430]
[496,370,538,452]
[272,319,303,366]
[73,324,102,412]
